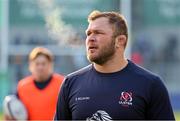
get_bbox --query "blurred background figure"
[162,35,179,62]
[131,34,154,66]
[0,0,180,119]
[4,47,64,120]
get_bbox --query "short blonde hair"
[29,47,54,62]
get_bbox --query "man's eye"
[86,32,91,36]
[95,31,103,34]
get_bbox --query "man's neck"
[93,56,128,73]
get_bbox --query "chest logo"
[75,97,90,101]
[119,91,133,107]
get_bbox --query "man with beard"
[54,11,175,120]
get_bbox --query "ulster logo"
[119,91,133,107]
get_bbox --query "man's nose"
[87,35,96,43]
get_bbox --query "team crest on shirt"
[119,91,133,107]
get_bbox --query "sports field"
[176,112,180,120]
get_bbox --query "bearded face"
[87,37,116,65]
[86,17,117,65]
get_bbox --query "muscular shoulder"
[128,61,168,103]
[67,64,92,79]
[128,61,161,83]
[62,64,93,87]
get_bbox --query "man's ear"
[115,35,127,48]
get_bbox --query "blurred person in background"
[5,47,64,120]
[54,10,175,120]
[162,35,179,62]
